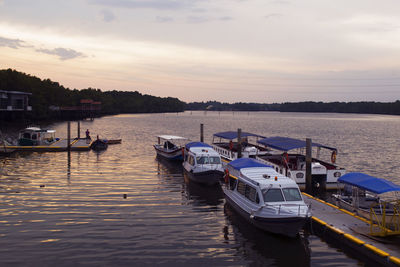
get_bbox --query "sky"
[0,0,400,103]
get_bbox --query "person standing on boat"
[86,129,91,139]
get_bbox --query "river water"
[1,111,400,266]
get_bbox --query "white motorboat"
[18,127,58,146]
[256,136,346,190]
[154,135,188,161]
[332,172,400,236]
[211,131,269,162]
[223,158,310,237]
[182,142,224,185]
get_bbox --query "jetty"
[4,138,92,152]
[303,193,400,266]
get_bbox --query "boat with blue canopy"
[183,141,224,185]
[332,172,400,236]
[223,157,310,237]
[255,136,346,190]
[212,131,269,162]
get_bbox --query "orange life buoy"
[331,150,337,164]
[224,169,230,184]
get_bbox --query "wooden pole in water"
[67,121,71,151]
[77,121,80,139]
[305,138,312,194]
[200,123,204,142]
[237,128,242,158]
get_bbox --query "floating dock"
[303,193,400,266]
[4,138,92,152]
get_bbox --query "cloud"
[264,13,282,20]
[186,16,209,24]
[36,47,86,61]
[0,36,26,49]
[101,9,116,22]
[219,16,233,21]
[156,16,174,23]
[90,0,188,10]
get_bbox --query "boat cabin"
[18,127,58,146]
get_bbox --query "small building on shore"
[0,90,32,121]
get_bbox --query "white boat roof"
[239,167,299,189]
[23,127,56,133]
[157,135,187,140]
[189,146,220,156]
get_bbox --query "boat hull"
[154,145,183,161]
[184,169,223,186]
[223,188,307,237]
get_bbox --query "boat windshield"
[282,188,302,201]
[263,189,284,202]
[196,156,221,164]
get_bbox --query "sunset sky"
[1,0,400,103]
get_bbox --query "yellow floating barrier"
[389,256,400,266]
[343,233,365,245]
[328,226,344,235]
[311,216,327,226]
[364,244,390,257]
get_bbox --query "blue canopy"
[213,131,265,140]
[185,142,212,149]
[257,136,336,152]
[338,172,400,194]
[228,158,272,170]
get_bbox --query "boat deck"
[4,138,92,152]
[303,193,400,266]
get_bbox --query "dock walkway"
[5,138,92,152]
[303,193,400,266]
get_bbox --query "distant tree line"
[1,69,400,122]
[0,69,185,121]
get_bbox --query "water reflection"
[183,173,224,207]
[224,203,311,267]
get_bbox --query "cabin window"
[196,156,207,164]
[31,134,37,140]
[23,133,31,139]
[188,156,195,166]
[209,157,221,164]
[229,177,237,190]
[263,189,284,202]
[245,186,258,203]
[282,188,302,201]
[237,181,246,195]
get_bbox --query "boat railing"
[369,200,400,237]
[263,203,309,216]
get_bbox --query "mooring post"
[305,138,312,194]
[67,121,71,151]
[237,128,242,158]
[77,121,80,139]
[200,123,204,142]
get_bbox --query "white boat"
[182,142,224,185]
[255,136,346,190]
[212,131,269,162]
[0,139,15,154]
[18,127,58,146]
[223,158,310,237]
[154,135,188,161]
[332,172,400,236]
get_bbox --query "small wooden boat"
[223,158,310,237]
[90,139,108,151]
[183,142,224,185]
[154,135,188,161]
[104,139,122,145]
[332,172,400,236]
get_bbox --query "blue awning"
[185,142,212,149]
[213,131,265,140]
[338,172,400,194]
[257,136,336,152]
[228,158,272,170]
